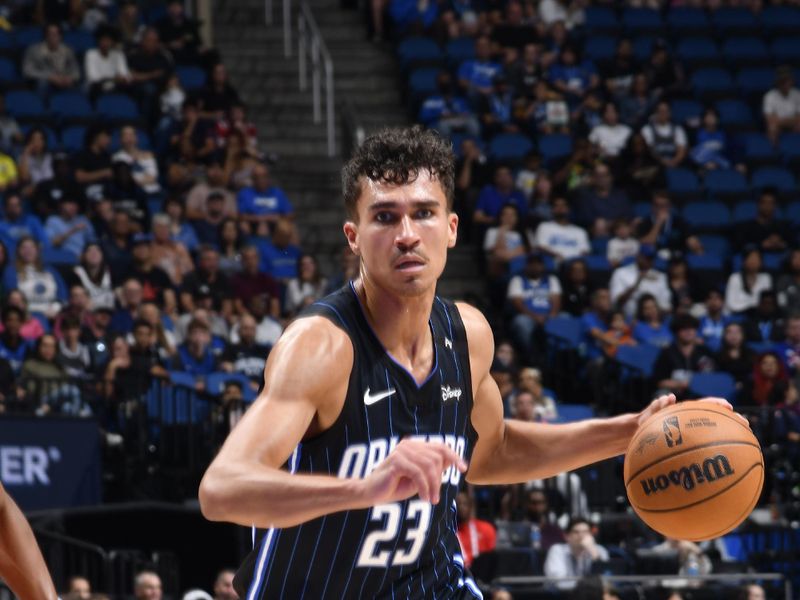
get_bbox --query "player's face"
[344,171,457,297]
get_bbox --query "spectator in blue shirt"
[478,74,517,137]
[164,196,199,252]
[458,36,503,100]
[582,287,612,360]
[632,293,673,348]
[697,289,728,352]
[44,197,96,259]
[387,0,439,35]
[257,219,302,282]
[775,315,800,378]
[473,165,527,226]
[548,45,599,105]
[418,72,481,138]
[172,318,218,384]
[110,278,143,335]
[237,163,293,238]
[0,193,47,246]
[0,306,31,375]
[691,108,731,170]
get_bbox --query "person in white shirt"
[641,101,688,168]
[725,247,773,314]
[609,245,671,318]
[532,197,590,262]
[112,125,160,195]
[589,102,631,159]
[484,204,528,278]
[84,26,131,98]
[763,66,800,144]
[544,517,609,589]
[607,218,639,267]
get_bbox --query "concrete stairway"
[211,0,484,299]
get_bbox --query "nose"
[395,215,420,251]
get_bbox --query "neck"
[355,276,434,379]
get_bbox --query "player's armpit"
[199,316,358,528]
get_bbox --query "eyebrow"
[368,200,441,212]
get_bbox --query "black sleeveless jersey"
[234,282,481,600]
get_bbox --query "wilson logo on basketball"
[639,454,735,496]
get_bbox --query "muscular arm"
[0,484,57,600]
[199,317,464,529]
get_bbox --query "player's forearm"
[199,462,368,529]
[469,415,639,484]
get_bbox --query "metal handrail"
[297,0,336,157]
[341,96,366,158]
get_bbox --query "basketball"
[624,400,765,541]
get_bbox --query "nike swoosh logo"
[364,387,396,406]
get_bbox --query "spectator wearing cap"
[743,290,785,344]
[2,236,67,319]
[231,246,281,319]
[735,188,792,253]
[101,210,135,283]
[180,246,232,317]
[172,319,218,388]
[636,190,703,257]
[573,163,632,238]
[32,152,86,220]
[257,219,302,282]
[724,247,773,315]
[85,25,132,100]
[418,72,481,138]
[190,191,228,247]
[112,125,161,197]
[220,313,268,390]
[532,197,589,263]
[609,244,671,319]
[17,127,53,198]
[764,66,800,144]
[237,163,293,238]
[22,23,80,95]
[123,234,177,313]
[149,213,193,286]
[473,165,527,227]
[641,101,688,169]
[44,197,96,259]
[0,193,47,246]
[507,253,562,363]
[653,314,715,400]
[457,36,503,99]
[185,160,237,222]
[73,125,113,203]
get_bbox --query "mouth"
[394,256,426,272]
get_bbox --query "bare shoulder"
[455,302,494,376]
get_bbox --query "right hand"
[358,439,467,506]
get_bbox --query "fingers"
[392,439,467,504]
[391,453,433,503]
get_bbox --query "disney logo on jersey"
[441,385,462,402]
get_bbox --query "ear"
[447,212,458,249]
[343,221,360,256]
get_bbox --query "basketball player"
[199,127,739,599]
[0,482,57,599]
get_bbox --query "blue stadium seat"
[538,134,572,166]
[444,37,475,67]
[4,90,45,119]
[670,99,703,126]
[732,251,786,272]
[633,202,650,219]
[584,6,619,33]
[591,237,608,256]
[176,65,206,91]
[779,134,800,165]
[96,93,140,121]
[0,30,12,51]
[681,201,731,232]
[677,37,720,66]
[584,36,616,62]
[488,133,534,162]
[732,200,757,223]
[396,38,443,70]
[666,167,702,198]
[49,91,92,121]
[407,67,439,103]
[690,68,735,100]
[622,8,663,33]
[751,167,796,193]
[770,37,800,63]
[42,247,78,265]
[144,4,168,24]
[615,344,660,377]
[741,133,780,165]
[555,404,595,423]
[736,68,775,99]
[632,37,654,63]
[584,254,611,276]
[689,372,737,401]
[697,234,731,258]
[721,37,770,66]
[62,29,94,55]
[711,8,758,34]
[13,26,43,49]
[686,253,725,271]
[20,124,57,148]
[760,6,800,34]
[0,58,19,84]
[715,99,754,129]
[747,341,777,356]
[448,133,484,157]
[667,7,709,32]
[60,126,86,152]
[703,169,749,201]
[786,201,800,225]
[544,317,582,349]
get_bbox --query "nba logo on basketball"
[663,416,683,448]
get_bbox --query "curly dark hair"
[341,126,455,220]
